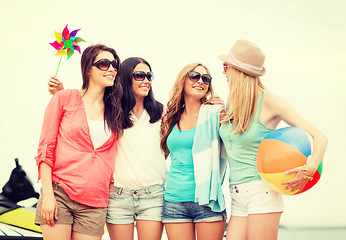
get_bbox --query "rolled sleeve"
[35,92,65,176]
[35,138,57,169]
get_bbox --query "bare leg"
[72,231,102,240]
[106,222,135,240]
[136,220,163,240]
[225,216,247,240]
[41,224,72,240]
[165,222,195,240]
[247,212,282,240]
[195,220,226,240]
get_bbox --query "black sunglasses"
[187,71,212,85]
[92,59,119,71]
[133,71,154,82]
[223,62,231,72]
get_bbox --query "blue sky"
[1,0,345,227]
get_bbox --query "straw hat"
[219,39,266,77]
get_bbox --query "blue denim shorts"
[106,183,165,224]
[162,200,227,223]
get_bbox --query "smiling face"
[88,51,117,88]
[183,65,209,100]
[132,63,152,99]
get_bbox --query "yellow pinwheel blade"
[54,30,62,43]
[55,49,67,56]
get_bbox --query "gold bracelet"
[302,164,313,181]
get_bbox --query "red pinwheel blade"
[62,25,70,40]
[50,41,63,51]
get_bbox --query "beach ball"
[257,127,323,195]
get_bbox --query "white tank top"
[113,110,167,189]
[87,119,111,149]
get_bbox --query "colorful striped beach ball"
[257,127,323,195]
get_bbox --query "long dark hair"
[119,57,163,129]
[80,44,124,137]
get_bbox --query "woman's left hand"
[209,95,225,106]
[281,165,315,192]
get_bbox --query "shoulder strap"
[255,89,268,118]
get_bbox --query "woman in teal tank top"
[219,40,328,240]
[160,63,227,240]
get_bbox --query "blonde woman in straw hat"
[218,39,327,240]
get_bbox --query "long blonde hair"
[220,67,265,135]
[160,63,214,157]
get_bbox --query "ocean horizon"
[2,223,346,239]
[278,226,346,240]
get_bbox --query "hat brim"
[218,54,266,77]
[218,54,230,64]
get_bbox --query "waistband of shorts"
[52,181,61,190]
[230,180,267,190]
[112,181,165,196]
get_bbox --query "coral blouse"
[35,89,117,208]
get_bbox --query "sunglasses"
[223,62,231,72]
[187,71,212,85]
[133,71,154,82]
[92,59,119,71]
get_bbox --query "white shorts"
[229,180,284,217]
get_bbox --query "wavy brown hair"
[220,67,265,134]
[160,63,214,157]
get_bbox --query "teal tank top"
[219,90,274,185]
[165,124,196,202]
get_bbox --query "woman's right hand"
[48,76,64,95]
[41,194,59,226]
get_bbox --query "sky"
[0,0,345,227]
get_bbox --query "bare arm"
[39,162,58,226]
[267,94,328,192]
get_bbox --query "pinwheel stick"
[55,55,63,76]
[50,55,62,94]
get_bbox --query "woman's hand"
[281,163,315,192]
[209,95,225,106]
[48,76,64,95]
[41,194,58,226]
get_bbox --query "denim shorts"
[230,180,284,217]
[162,200,227,223]
[106,183,165,224]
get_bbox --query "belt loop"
[145,187,151,195]
[117,187,123,195]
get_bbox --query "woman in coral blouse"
[35,44,123,240]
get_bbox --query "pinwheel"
[49,24,85,76]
